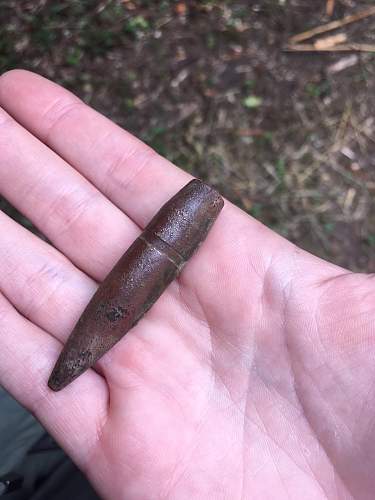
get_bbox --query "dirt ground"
[1,0,375,271]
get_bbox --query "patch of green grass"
[250,203,262,218]
[123,98,135,109]
[324,222,335,233]
[263,131,273,143]
[168,152,195,172]
[244,79,255,90]
[126,70,137,81]
[206,33,215,49]
[124,15,150,37]
[305,80,330,98]
[253,134,273,149]
[99,2,125,22]
[82,28,117,55]
[66,47,83,66]
[159,1,171,12]
[142,125,168,156]
[270,223,288,237]
[366,234,375,247]
[232,6,247,19]
[202,0,216,7]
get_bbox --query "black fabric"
[0,388,100,499]
[0,388,44,476]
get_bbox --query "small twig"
[332,105,352,153]
[285,43,375,53]
[237,128,265,137]
[289,6,375,44]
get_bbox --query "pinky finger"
[0,291,108,468]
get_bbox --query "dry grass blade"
[289,6,375,44]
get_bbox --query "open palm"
[0,70,374,500]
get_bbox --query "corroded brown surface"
[48,179,223,391]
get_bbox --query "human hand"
[0,70,373,500]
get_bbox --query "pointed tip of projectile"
[47,374,65,392]
[48,347,94,392]
[48,362,72,392]
[47,180,224,392]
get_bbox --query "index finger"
[0,70,190,228]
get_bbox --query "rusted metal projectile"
[48,179,224,391]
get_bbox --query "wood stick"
[314,33,346,50]
[289,6,375,44]
[285,43,375,53]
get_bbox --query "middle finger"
[0,106,139,281]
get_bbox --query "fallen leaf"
[243,95,263,109]
[175,2,187,15]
